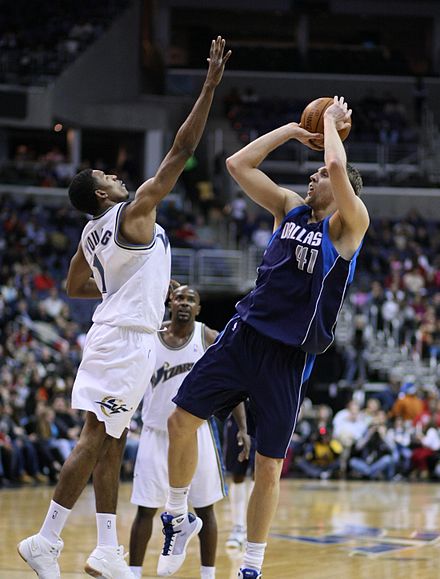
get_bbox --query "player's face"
[170,287,201,323]
[92,169,129,202]
[305,166,334,210]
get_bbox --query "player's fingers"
[223,49,232,63]
[334,95,339,105]
[347,109,352,118]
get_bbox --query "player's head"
[68,168,129,215]
[169,285,201,325]
[305,163,363,211]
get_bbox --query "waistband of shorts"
[95,323,155,334]
[143,424,167,434]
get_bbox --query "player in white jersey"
[128,286,245,579]
[18,37,231,579]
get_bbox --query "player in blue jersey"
[157,96,370,578]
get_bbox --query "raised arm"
[226,123,322,229]
[120,37,231,245]
[66,242,101,299]
[324,97,370,251]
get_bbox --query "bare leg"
[195,505,217,567]
[53,412,108,509]
[167,407,205,487]
[129,506,157,566]
[247,452,283,543]
[93,429,127,514]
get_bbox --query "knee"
[167,408,201,439]
[255,455,283,488]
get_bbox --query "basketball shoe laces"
[161,520,181,555]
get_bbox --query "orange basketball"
[300,97,352,151]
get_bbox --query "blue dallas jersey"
[236,204,362,354]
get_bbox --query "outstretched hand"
[205,36,231,87]
[324,96,352,131]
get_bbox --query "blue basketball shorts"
[173,315,316,458]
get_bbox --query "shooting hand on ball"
[324,96,352,132]
[290,122,324,149]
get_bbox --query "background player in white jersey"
[18,37,231,579]
[129,286,247,579]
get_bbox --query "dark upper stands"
[0,0,129,86]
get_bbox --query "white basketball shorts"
[72,323,156,439]
[131,421,227,509]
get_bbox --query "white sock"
[39,500,71,543]
[165,486,189,516]
[96,513,118,547]
[243,541,266,572]
[129,566,143,578]
[200,565,215,578]
[230,482,247,529]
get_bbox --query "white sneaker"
[85,545,135,578]
[226,525,246,549]
[157,512,203,576]
[17,533,63,579]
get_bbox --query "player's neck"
[310,206,334,223]
[168,320,195,340]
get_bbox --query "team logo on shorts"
[95,396,132,416]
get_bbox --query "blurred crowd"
[283,389,440,482]
[0,0,129,85]
[224,87,419,147]
[1,187,440,488]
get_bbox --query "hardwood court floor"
[2,479,440,579]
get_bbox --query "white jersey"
[80,202,171,332]
[142,321,207,431]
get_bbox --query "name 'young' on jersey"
[80,202,171,332]
[236,205,362,354]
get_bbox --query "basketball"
[300,97,352,150]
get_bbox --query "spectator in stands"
[41,287,65,319]
[251,220,272,249]
[296,427,342,480]
[349,412,396,480]
[386,416,413,477]
[225,191,248,246]
[411,420,440,479]
[343,312,369,384]
[33,267,55,291]
[52,396,80,461]
[333,400,368,474]
[389,382,424,422]
[402,266,425,295]
[333,400,368,444]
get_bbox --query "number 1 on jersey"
[295,245,318,274]
[93,254,107,293]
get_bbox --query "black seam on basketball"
[315,99,331,134]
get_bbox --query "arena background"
[2,1,440,577]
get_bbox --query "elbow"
[327,158,345,173]
[226,155,239,176]
[65,280,77,298]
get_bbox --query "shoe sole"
[84,562,106,578]
[16,543,39,577]
[225,539,244,549]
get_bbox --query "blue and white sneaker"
[238,568,262,578]
[157,511,203,576]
